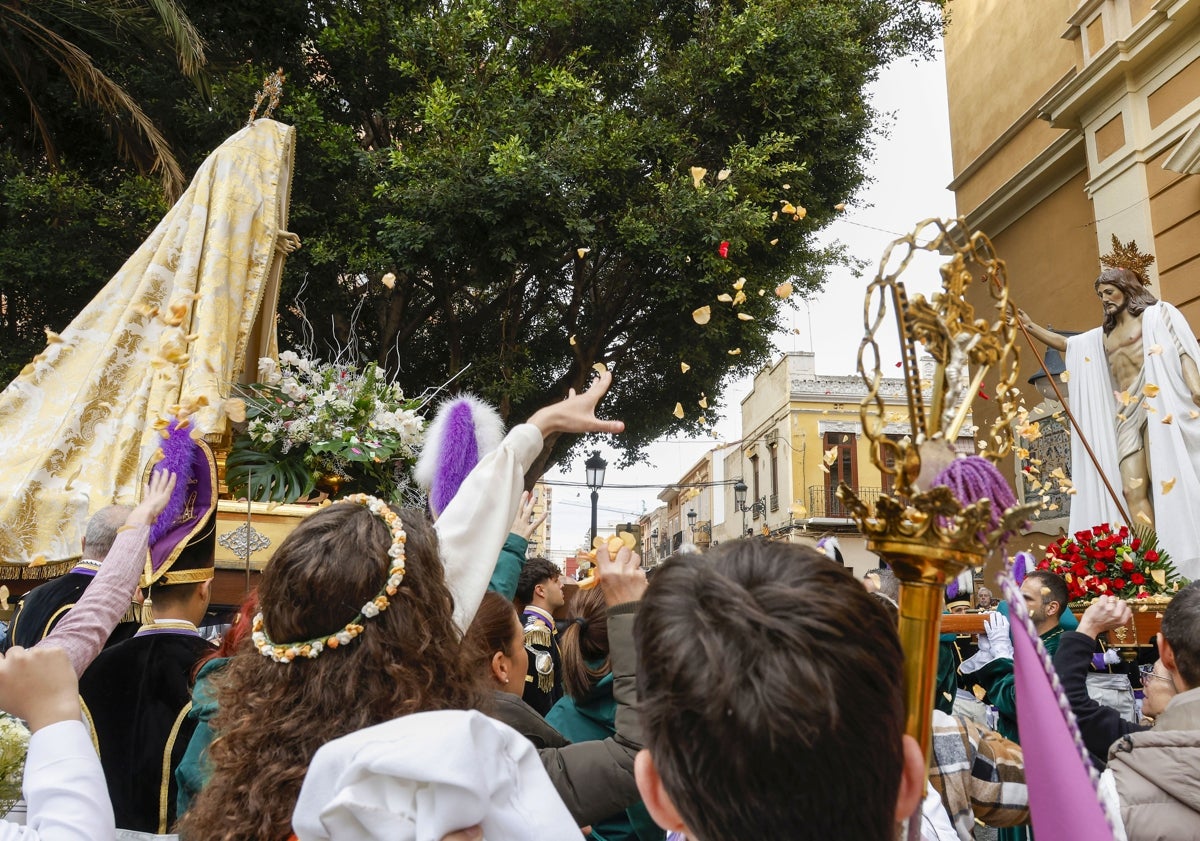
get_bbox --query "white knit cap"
[292,709,580,841]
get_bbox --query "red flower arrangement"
[1038,523,1182,601]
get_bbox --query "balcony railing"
[806,486,882,519]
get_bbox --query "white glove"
[984,614,1013,660]
[1103,647,1122,666]
[958,633,993,675]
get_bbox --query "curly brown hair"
[175,502,486,841]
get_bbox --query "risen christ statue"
[1018,243,1200,581]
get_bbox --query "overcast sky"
[542,50,958,554]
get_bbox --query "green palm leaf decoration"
[224,435,314,503]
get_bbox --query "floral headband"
[252,494,407,663]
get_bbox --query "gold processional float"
[836,219,1036,768]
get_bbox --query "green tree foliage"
[0,0,943,473]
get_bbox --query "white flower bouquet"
[0,714,29,816]
[226,352,425,503]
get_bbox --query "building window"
[750,454,761,516]
[769,444,779,511]
[824,431,857,497]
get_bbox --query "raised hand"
[0,646,80,732]
[1077,594,1133,639]
[528,370,625,438]
[125,469,178,528]
[510,491,548,540]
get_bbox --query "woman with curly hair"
[176,375,623,840]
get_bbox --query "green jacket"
[488,533,528,599]
[175,656,227,817]
[974,625,1066,744]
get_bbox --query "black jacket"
[1052,630,1149,767]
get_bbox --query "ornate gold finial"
[247,68,286,127]
[1100,233,1155,286]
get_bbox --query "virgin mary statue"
[0,117,297,565]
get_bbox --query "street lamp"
[734,479,748,537]
[687,509,697,542]
[650,528,659,565]
[585,450,607,545]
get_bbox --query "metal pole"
[590,489,599,546]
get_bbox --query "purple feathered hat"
[413,394,505,518]
[140,419,217,588]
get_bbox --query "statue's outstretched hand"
[275,231,301,254]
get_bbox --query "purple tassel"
[148,420,198,551]
[429,401,480,516]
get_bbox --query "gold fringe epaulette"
[523,622,553,650]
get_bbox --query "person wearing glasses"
[1052,590,1191,769]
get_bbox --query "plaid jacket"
[929,710,1030,840]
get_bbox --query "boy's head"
[633,540,924,841]
[515,557,565,611]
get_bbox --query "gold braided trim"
[79,696,101,756]
[538,669,554,693]
[41,603,76,640]
[0,559,76,580]
[160,701,192,834]
[157,568,215,585]
[524,625,553,649]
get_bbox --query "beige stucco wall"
[943,0,1079,177]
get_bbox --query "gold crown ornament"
[1099,234,1155,286]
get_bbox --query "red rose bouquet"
[1038,523,1183,601]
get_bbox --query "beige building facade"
[945,0,1200,408]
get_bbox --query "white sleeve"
[5,720,116,841]
[434,423,544,633]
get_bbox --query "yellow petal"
[592,362,608,374]
[835,202,846,211]
[1151,569,1167,586]
[1162,477,1177,495]
[1115,390,1131,407]
[823,446,838,465]
[570,334,577,346]
[1191,410,1200,419]
[737,312,754,321]
[577,247,591,259]
[380,272,396,289]
[592,536,606,550]
[1143,383,1161,398]
[1162,413,1174,425]
[698,415,708,426]
[680,362,691,373]
[1148,344,1163,356]
[732,290,747,306]
[28,554,46,568]
[673,402,685,418]
[699,396,708,408]
[1085,357,1091,363]
[224,398,247,423]
[1137,510,1153,525]
[771,212,779,222]
[780,201,797,215]
[717,293,733,302]
[733,277,746,290]
[794,206,807,220]
[775,281,793,298]
[717,169,731,181]
[782,184,791,190]
[1060,371,1070,383]
[690,166,707,188]
[619,531,637,549]
[728,348,741,355]
[770,239,779,246]
[692,306,712,325]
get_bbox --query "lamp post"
[734,479,748,537]
[585,450,607,546]
[687,508,697,543]
[650,528,659,565]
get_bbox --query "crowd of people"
[0,370,1198,841]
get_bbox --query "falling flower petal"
[1060,371,1070,383]
[673,402,685,419]
[692,306,711,325]
[781,201,797,215]
[1144,383,1161,398]
[698,415,708,426]
[1191,410,1200,419]
[1148,344,1163,356]
[794,206,807,220]
[823,447,838,466]
[718,241,730,258]
[593,362,608,374]
[1163,413,1174,424]
[699,395,708,408]
[782,184,791,190]
[28,555,46,568]
[775,281,793,298]
[737,312,754,321]
[690,166,707,188]
[835,202,846,211]
[770,239,779,246]
[733,277,746,290]
[569,334,577,346]
[685,256,691,263]
[717,293,733,302]
[1162,478,1177,495]
[1152,569,1167,586]
[717,169,731,181]
[771,212,779,222]
[1085,357,1091,363]
[732,290,747,306]
[728,348,741,355]
[1115,390,1132,406]
[577,247,591,259]
[681,362,691,373]
[380,272,396,289]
